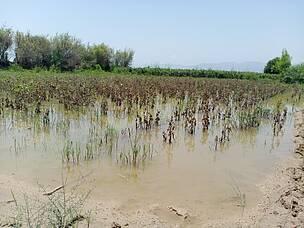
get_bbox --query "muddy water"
[0,97,300,224]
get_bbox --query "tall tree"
[279,48,292,71]
[51,33,84,71]
[114,49,134,68]
[15,32,52,69]
[92,43,114,71]
[80,44,96,69]
[0,26,13,67]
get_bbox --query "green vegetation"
[113,67,277,80]
[112,49,302,83]
[264,49,292,74]
[1,183,91,227]
[0,26,303,83]
[282,63,304,84]
[0,26,134,72]
[261,49,304,83]
[15,31,52,69]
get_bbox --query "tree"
[280,49,292,71]
[282,63,304,83]
[114,49,134,68]
[92,43,114,71]
[15,32,52,69]
[80,44,96,69]
[264,57,281,74]
[264,49,292,74]
[51,33,85,71]
[0,26,13,67]
[2,26,135,71]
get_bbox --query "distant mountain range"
[141,61,265,73]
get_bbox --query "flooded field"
[0,74,303,226]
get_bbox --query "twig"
[43,185,64,196]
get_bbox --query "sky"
[1,0,303,66]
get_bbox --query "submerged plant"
[62,141,81,164]
[118,128,154,168]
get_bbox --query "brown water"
[0,96,300,224]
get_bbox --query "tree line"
[0,26,134,71]
[1,26,303,83]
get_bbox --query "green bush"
[282,64,304,84]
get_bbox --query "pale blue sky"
[1,0,303,66]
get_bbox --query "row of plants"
[0,70,288,111]
[112,67,277,80]
[4,64,304,84]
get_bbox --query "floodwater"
[0,95,301,224]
